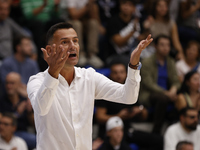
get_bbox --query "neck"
[60,66,75,86]
[155,15,165,22]
[2,135,13,143]
[181,123,192,133]
[185,58,197,67]
[8,94,19,106]
[156,53,166,65]
[15,53,25,62]
[109,138,120,147]
[119,13,132,23]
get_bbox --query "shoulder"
[25,58,38,66]
[165,122,180,134]
[142,55,155,64]
[12,136,27,145]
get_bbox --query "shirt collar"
[74,67,81,78]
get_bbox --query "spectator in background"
[176,141,194,150]
[175,71,200,112]
[0,0,30,60]
[143,0,184,60]
[106,0,144,61]
[0,36,39,86]
[0,72,36,150]
[164,107,200,150]
[176,41,200,82]
[98,116,132,150]
[66,0,104,68]
[139,35,180,135]
[95,56,163,150]
[178,0,200,48]
[0,112,28,150]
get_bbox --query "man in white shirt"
[0,112,28,150]
[27,22,153,150]
[164,107,200,150]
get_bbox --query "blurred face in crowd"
[185,43,199,61]
[179,144,194,150]
[107,126,124,145]
[120,1,135,17]
[156,0,168,17]
[17,38,33,57]
[5,72,21,96]
[110,64,127,84]
[0,1,10,21]
[181,109,199,131]
[46,28,80,67]
[186,73,200,92]
[156,37,171,58]
[0,116,16,139]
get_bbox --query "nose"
[68,40,75,49]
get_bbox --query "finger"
[62,51,70,62]
[41,48,49,61]
[146,34,152,40]
[55,45,64,60]
[51,44,57,56]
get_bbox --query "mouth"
[69,53,77,58]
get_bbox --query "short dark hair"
[13,36,31,53]
[46,22,73,45]
[154,34,171,46]
[176,141,193,150]
[119,0,136,5]
[179,107,197,117]
[2,112,17,126]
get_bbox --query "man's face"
[182,110,199,131]
[120,1,135,16]
[156,38,171,57]
[0,116,16,138]
[5,74,20,96]
[185,44,199,61]
[49,28,80,67]
[0,2,10,21]
[110,64,127,84]
[107,126,124,145]
[18,38,33,57]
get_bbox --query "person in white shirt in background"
[27,22,153,150]
[164,107,200,150]
[0,112,28,150]
[176,141,194,150]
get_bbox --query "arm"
[95,35,153,104]
[171,23,184,60]
[175,94,187,111]
[180,0,200,19]
[112,31,135,47]
[32,0,47,16]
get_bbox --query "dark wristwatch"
[129,62,142,70]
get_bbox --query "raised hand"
[41,44,70,78]
[130,34,153,66]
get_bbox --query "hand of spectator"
[17,83,28,98]
[143,15,154,29]
[164,91,177,102]
[41,44,70,79]
[130,34,153,66]
[17,101,27,115]
[130,106,142,118]
[117,108,130,120]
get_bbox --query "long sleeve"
[27,71,59,116]
[95,67,141,104]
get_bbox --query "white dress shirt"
[27,66,141,150]
[0,135,28,150]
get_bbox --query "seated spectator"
[139,35,180,134]
[175,71,200,112]
[98,116,132,150]
[176,41,200,82]
[0,0,30,60]
[95,56,163,150]
[106,0,144,60]
[177,0,200,48]
[176,141,194,150]
[0,35,39,86]
[66,0,104,68]
[0,112,28,150]
[164,107,200,150]
[142,0,184,60]
[0,72,36,150]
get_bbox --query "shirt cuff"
[127,66,141,82]
[43,71,59,89]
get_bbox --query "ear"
[46,45,51,56]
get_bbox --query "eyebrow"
[60,37,78,41]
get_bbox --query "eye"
[73,39,78,43]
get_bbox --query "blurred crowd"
[0,0,200,149]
